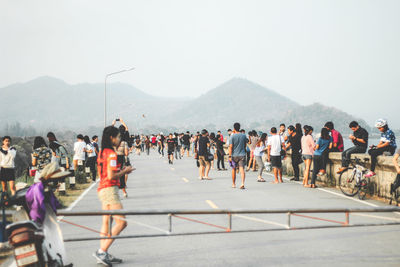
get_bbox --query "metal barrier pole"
[228,213,232,231]
[287,212,291,229]
[109,216,113,237]
[168,213,172,233]
[345,212,350,225]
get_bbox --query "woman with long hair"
[247,131,259,172]
[309,128,332,188]
[93,126,133,266]
[254,133,268,182]
[295,123,303,138]
[301,125,314,187]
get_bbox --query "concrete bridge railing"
[282,152,398,200]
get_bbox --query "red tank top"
[97,148,120,192]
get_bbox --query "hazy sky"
[1,0,399,128]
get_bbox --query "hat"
[40,162,71,180]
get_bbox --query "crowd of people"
[189,119,397,190]
[123,119,398,192]
[0,117,399,266]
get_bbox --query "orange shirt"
[97,148,120,192]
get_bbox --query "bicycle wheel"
[339,168,360,197]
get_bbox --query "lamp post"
[104,67,135,127]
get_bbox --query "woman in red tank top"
[93,126,134,266]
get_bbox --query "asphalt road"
[59,150,400,267]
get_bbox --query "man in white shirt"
[267,127,286,183]
[73,134,86,170]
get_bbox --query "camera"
[116,118,120,121]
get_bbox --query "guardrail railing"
[57,206,400,242]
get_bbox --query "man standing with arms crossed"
[228,123,247,189]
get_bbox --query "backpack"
[56,144,69,165]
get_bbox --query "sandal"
[239,185,245,189]
[257,178,266,182]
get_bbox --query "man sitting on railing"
[337,121,369,174]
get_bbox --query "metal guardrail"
[57,207,400,242]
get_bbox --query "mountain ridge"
[0,76,370,134]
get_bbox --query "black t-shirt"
[198,136,209,156]
[160,135,165,144]
[216,139,225,151]
[288,133,302,154]
[182,134,190,145]
[167,138,176,151]
[353,127,369,148]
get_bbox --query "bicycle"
[338,157,371,200]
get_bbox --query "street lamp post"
[104,67,135,127]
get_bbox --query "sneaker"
[93,250,112,266]
[364,171,376,178]
[107,253,123,263]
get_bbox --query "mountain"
[0,76,187,129]
[0,76,371,134]
[166,78,300,129]
[278,103,372,134]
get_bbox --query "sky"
[1,0,399,128]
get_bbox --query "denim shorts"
[302,154,313,160]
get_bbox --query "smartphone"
[116,118,120,121]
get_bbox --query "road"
[59,151,400,267]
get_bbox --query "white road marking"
[182,178,189,183]
[316,187,378,207]
[351,213,400,222]
[268,173,381,208]
[120,217,170,234]
[58,180,98,222]
[66,181,98,211]
[205,199,287,228]
[206,200,219,209]
[234,214,288,229]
